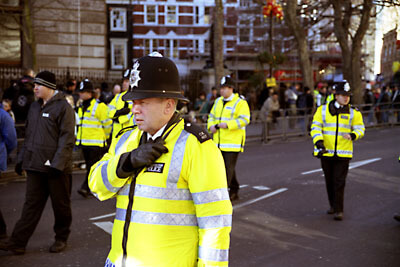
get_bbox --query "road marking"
[239,184,248,188]
[253,185,270,191]
[233,188,288,210]
[301,157,382,175]
[90,212,116,221]
[93,222,113,235]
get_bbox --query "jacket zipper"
[334,113,339,156]
[218,100,227,148]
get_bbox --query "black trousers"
[0,209,6,234]
[221,151,240,195]
[320,158,350,213]
[11,170,72,248]
[80,146,106,191]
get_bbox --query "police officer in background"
[311,82,365,221]
[75,79,112,198]
[107,70,135,139]
[0,71,75,254]
[207,75,251,201]
[88,52,232,266]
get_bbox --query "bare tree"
[330,0,374,105]
[0,0,68,71]
[283,0,315,91]
[213,0,224,88]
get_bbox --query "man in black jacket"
[0,71,75,255]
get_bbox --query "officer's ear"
[164,98,177,114]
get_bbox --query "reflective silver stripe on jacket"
[101,162,120,193]
[321,105,327,125]
[166,130,190,188]
[197,214,232,229]
[198,246,229,262]
[114,130,133,155]
[91,101,99,117]
[104,258,115,267]
[115,208,198,226]
[75,139,105,144]
[118,184,193,201]
[192,188,229,204]
[218,143,242,149]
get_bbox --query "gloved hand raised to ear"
[117,137,168,178]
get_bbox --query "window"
[194,6,200,24]
[0,13,21,64]
[173,40,179,58]
[204,7,212,24]
[165,39,171,57]
[110,8,127,32]
[193,40,199,53]
[238,19,251,43]
[167,6,177,24]
[144,39,150,56]
[146,5,157,24]
[110,39,127,70]
[144,39,159,56]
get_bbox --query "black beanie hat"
[34,71,56,90]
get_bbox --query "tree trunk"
[21,0,36,71]
[330,0,373,105]
[283,0,314,90]
[213,0,224,89]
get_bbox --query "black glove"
[113,107,131,120]
[15,162,23,176]
[49,167,63,178]
[315,140,327,158]
[123,137,168,172]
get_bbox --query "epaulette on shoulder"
[184,121,211,143]
[239,94,246,100]
[350,105,359,111]
[115,125,137,138]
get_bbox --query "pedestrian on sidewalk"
[0,106,18,239]
[75,79,112,198]
[207,75,251,201]
[310,81,365,221]
[0,71,75,255]
[89,52,232,266]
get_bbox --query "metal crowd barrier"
[5,105,399,177]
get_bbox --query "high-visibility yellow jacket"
[311,102,365,158]
[89,118,232,267]
[326,93,334,103]
[207,93,250,152]
[107,91,135,138]
[76,98,112,147]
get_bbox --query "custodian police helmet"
[77,79,94,92]
[122,52,188,102]
[219,75,235,88]
[334,81,352,96]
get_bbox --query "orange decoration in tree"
[262,0,283,20]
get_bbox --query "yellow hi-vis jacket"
[76,98,112,147]
[310,102,365,158]
[207,93,250,152]
[89,118,232,267]
[107,91,135,139]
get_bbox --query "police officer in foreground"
[107,70,135,139]
[0,71,75,254]
[207,75,250,201]
[75,79,112,198]
[310,82,365,221]
[88,52,232,266]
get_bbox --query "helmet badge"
[130,61,141,89]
